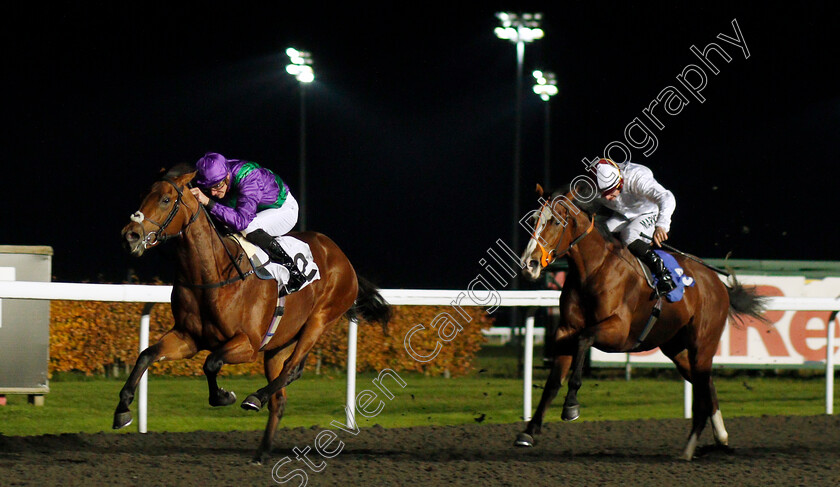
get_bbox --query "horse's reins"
[533,198,596,268]
[189,182,249,285]
[532,198,662,351]
[131,178,201,248]
[131,178,251,289]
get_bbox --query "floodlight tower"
[285,48,314,231]
[495,12,544,328]
[532,70,558,188]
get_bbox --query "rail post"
[138,302,154,433]
[346,317,358,425]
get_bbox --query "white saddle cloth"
[233,234,321,291]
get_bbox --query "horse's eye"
[162,197,171,204]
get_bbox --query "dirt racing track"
[2,415,839,486]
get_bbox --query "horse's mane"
[163,163,197,179]
[550,182,621,245]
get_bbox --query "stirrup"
[280,268,306,296]
[655,275,677,296]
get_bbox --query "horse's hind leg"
[113,330,197,429]
[514,354,572,447]
[662,333,727,459]
[242,313,331,412]
[682,366,716,460]
[253,345,295,464]
[708,379,728,446]
[203,333,257,407]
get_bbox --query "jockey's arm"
[636,175,676,234]
[207,175,262,232]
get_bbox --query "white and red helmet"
[594,158,623,196]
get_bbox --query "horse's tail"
[346,276,392,335]
[726,273,769,325]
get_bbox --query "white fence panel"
[1,281,837,428]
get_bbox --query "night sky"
[3,2,838,289]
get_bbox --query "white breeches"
[605,211,658,245]
[244,194,299,237]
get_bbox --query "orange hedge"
[49,299,493,378]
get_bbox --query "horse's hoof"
[562,405,580,422]
[251,452,270,465]
[513,432,535,447]
[210,389,237,407]
[241,394,263,411]
[113,411,133,430]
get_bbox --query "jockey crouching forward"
[189,152,307,294]
[594,158,677,297]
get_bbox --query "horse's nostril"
[126,231,140,243]
[529,260,539,269]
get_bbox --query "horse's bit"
[532,198,595,268]
[130,178,200,249]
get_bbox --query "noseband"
[131,178,201,249]
[533,199,596,268]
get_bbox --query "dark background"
[2,2,838,289]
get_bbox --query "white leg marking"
[711,409,729,446]
[683,432,698,461]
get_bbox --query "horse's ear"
[174,171,198,186]
[536,184,544,197]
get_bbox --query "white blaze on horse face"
[130,211,145,223]
[520,206,551,280]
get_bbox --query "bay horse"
[115,165,391,464]
[516,182,766,460]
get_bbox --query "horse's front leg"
[204,333,258,407]
[515,354,572,447]
[113,330,198,429]
[561,332,595,421]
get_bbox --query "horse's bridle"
[533,198,596,268]
[130,178,201,249]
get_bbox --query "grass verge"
[1,370,836,436]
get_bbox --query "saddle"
[629,250,695,351]
[633,249,695,303]
[231,234,275,281]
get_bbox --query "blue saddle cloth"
[653,250,695,302]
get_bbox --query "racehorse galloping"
[115,165,391,464]
[516,182,765,460]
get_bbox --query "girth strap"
[259,294,286,350]
[630,296,662,351]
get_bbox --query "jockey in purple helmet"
[189,152,306,293]
[593,158,677,297]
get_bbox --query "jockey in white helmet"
[594,158,677,296]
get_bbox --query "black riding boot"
[629,240,677,297]
[245,229,307,293]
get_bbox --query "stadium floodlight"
[494,12,544,43]
[532,70,558,101]
[285,47,314,83]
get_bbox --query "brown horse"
[515,182,765,460]
[114,165,391,464]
